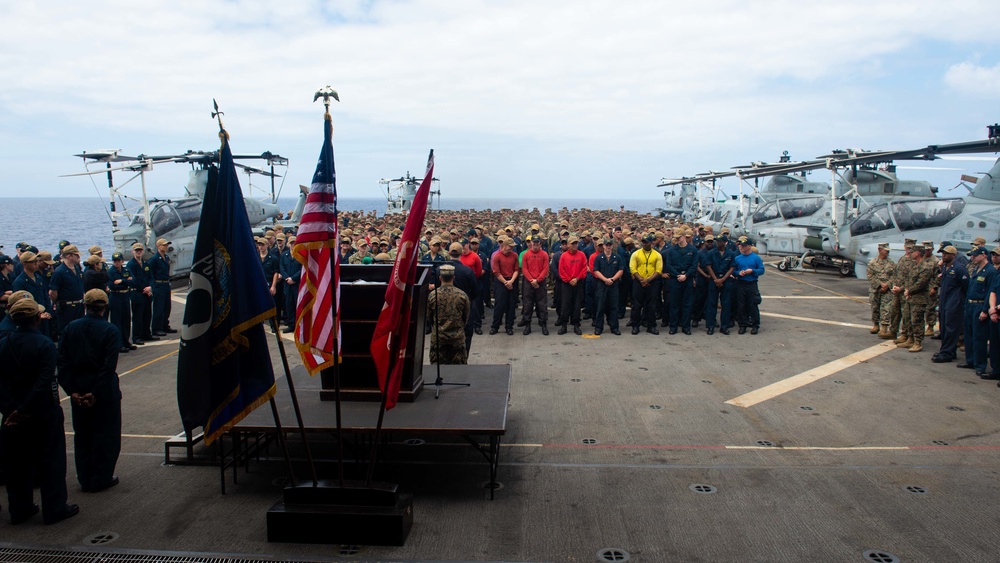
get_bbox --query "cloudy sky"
[2,0,998,202]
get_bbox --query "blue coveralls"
[126,257,153,342]
[666,243,698,332]
[57,313,122,492]
[964,263,995,372]
[107,265,133,349]
[49,263,84,342]
[937,260,968,361]
[705,248,737,330]
[148,253,171,334]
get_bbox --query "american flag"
[292,113,340,374]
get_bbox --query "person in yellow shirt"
[629,235,663,335]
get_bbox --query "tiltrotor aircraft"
[66,148,306,278]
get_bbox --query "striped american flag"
[292,113,340,374]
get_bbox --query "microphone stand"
[431,260,471,399]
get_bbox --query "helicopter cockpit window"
[891,199,965,232]
[777,196,824,219]
[850,203,894,236]
[752,201,781,224]
[175,200,203,228]
[150,204,182,235]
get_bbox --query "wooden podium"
[320,264,430,403]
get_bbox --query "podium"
[320,264,430,403]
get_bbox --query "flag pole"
[270,318,319,486]
[365,293,410,487]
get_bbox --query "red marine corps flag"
[292,108,340,374]
[370,149,434,410]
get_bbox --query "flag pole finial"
[212,98,229,144]
[313,86,340,120]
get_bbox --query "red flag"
[370,149,434,409]
[292,113,340,375]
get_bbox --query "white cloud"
[944,61,1000,95]
[0,0,998,198]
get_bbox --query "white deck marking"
[724,342,896,408]
[762,296,855,299]
[759,311,870,329]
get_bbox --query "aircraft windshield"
[777,197,825,220]
[752,201,781,224]
[850,203,894,236]
[150,199,202,235]
[890,199,966,232]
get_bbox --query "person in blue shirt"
[125,243,155,345]
[959,247,994,375]
[592,238,624,335]
[933,245,968,363]
[57,289,122,494]
[733,237,765,334]
[48,245,86,342]
[705,236,737,335]
[279,236,302,333]
[106,252,135,352]
[148,239,175,336]
[665,231,698,334]
[691,235,715,328]
[0,297,79,525]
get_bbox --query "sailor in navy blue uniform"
[0,297,79,525]
[705,236,736,335]
[960,247,994,375]
[107,252,135,352]
[125,243,155,345]
[0,255,14,321]
[691,236,714,327]
[48,244,85,342]
[592,238,623,335]
[932,245,967,363]
[279,235,302,333]
[665,231,698,334]
[58,289,122,494]
[148,239,175,336]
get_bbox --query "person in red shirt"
[556,235,588,335]
[489,237,519,335]
[519,236,550,335]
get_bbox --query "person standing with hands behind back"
[733,237,765,334]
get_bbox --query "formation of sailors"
[867,236,1000,384]
[0,239,176,352]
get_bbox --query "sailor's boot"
[896,337,915,349]
[540,324,549,336]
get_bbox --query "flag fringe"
[204,382,277,446]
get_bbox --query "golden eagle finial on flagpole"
[314,86,339,121]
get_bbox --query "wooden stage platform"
[228,364,512,497]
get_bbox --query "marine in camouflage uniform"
[891,239,916,342]
[866,243,895,337]
[922,241,940,336]
[900,244,936,352]
[428,265,471,365]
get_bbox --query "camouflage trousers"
[869,289,893,326]
[925,295,938,331]
[891,292,912,337]
[907,294,929,345]
[430,338,468,365]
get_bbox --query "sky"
[1,0,999,203]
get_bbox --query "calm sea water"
[0,196,663,257]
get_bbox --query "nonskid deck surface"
[4,269,999,563]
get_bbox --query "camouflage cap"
[911,244,926,252]
[878,242,890,249]
[439,264,456,275]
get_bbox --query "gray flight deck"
[3,266,1000,562]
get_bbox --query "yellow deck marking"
[759,311,870,329]
[60,350,178,403]
[769,269,868,304]
[725,342,895,408]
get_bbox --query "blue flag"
[177,133,277,445]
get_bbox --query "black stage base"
[267,480,413,545]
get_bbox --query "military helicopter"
[819,127,1000,278]
[65,148,305,278]
[380,171,440,215]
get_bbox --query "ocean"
[0,196,664,257]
